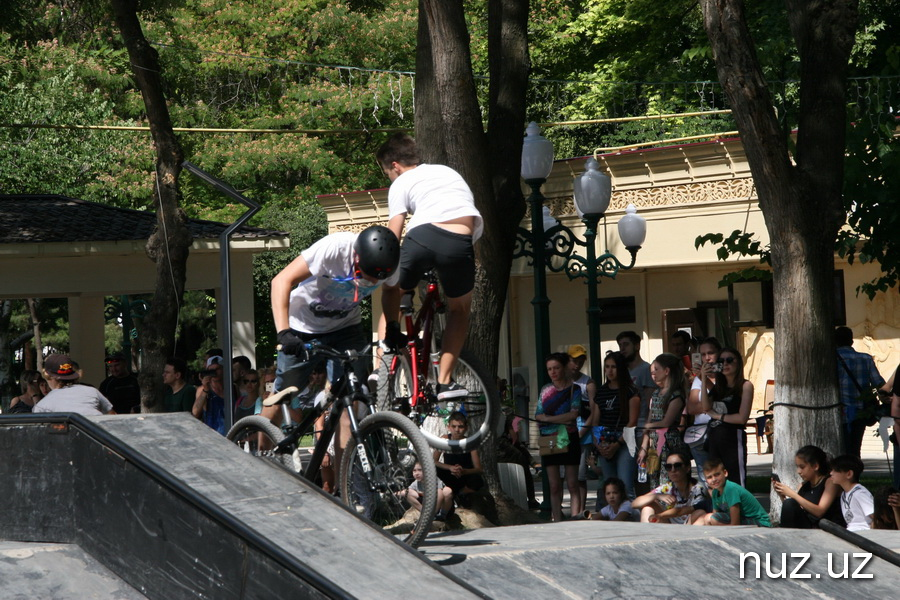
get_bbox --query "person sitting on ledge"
[773,445,844,528]
[694,458,770,527]
[33,354,116,417]
[633,450,708,524]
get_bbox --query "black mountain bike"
[227,344,437,548]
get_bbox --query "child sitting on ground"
[830,454,875,531]
[434,411,484,508]
[694,458,771,527]
[399,461,455,521]
[596,478,633,521]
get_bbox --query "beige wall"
[506,257,899,445]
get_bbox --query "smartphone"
[771,473,781,483]
[265,382,274,393]
[691,353,702,370]
[710,361,723,373]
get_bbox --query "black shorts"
[398,224,475,298]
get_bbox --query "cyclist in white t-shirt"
[270,225,400,472]
[375,133,483,401]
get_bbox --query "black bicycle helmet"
[354,225,400,280]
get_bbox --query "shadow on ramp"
[0,413,484,599]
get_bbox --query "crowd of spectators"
[520,327,900,530]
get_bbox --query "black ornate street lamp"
[517,122,556,388]
[572,158,646,378]
[514,123,647,381]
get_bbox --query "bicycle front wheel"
[339,411,437,548]
[227,415,294,472]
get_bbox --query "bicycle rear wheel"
[339,411,437,548]
[227,415,294,472]
[379,348,500,454]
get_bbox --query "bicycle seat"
[262,386,299,407]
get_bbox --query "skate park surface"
[1,413,897,599]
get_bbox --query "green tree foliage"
[1,1,418,362]
[838,114,900,298]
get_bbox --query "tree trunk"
[700,0,857,521]
[417,0,529,503]
[112,0,193,412]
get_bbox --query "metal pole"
[526,180,551,389]
[182,162,261,433]
[583,215,602,380]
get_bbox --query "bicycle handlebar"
[301,342,372,361]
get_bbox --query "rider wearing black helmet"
[354,225,400,280]
[267,226,401,470]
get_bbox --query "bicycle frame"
[273,354,375,485]
[394,273,445,419]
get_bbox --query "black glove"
[382,321,407,352]
[277,328,307,358]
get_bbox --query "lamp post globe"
[618,203,647,249]
[573,158,611,219]
[521,122,554,182]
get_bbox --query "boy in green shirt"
[694,458,771,527]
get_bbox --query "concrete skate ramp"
[421,521,900,599]
[0,414,483,599]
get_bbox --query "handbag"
[645,447,660,475]
[684,423,708,449]
[539,425,570,456]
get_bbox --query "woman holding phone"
[700,347,753,486]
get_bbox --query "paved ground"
[2,416,895,599]
[420,520,899,599]
[422,448,900,599]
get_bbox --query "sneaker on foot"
[434,509,446,521]
[437,381,468,400]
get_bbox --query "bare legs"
[438,292,471,385]
[548,464,582,522]
[379,285,471,386]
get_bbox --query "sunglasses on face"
[664,462,685,471]
[721,356,736,364]
[243,378,259,384]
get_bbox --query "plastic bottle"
[637,463,648,483]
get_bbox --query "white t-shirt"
[33,385,114,416]
[690,376,711,425]
[841,484,874,531]
[387,164,483,241]
[289,233,395,334]
[600,500,633,520]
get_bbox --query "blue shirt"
[836,346,884,422]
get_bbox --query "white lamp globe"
[617,204,647,248]
[573,158,611,218]
[521,122,554,181]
